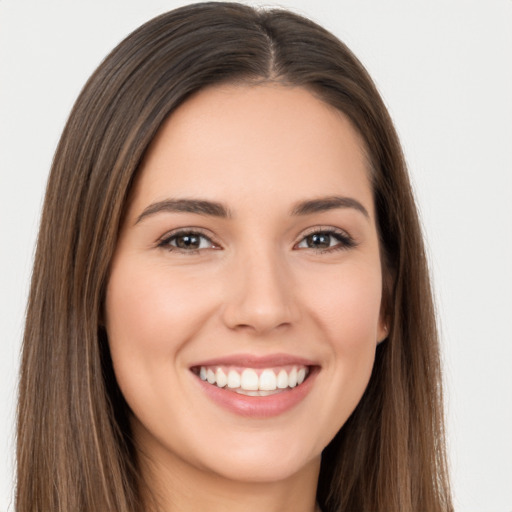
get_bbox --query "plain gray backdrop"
[1,1,511,510]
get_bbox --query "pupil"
[308,233,330,248]
[177,234,200,249]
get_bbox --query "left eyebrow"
[290,196,370,219]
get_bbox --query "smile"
[194,365,310,396]
[190,355,319,417]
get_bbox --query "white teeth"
[288,367,298,387]
[235,389,261,396]
[197,365,310,392]
[206,368,216,384]
[235,389,282,396]
[216,368,227,388]
[276,369,288,389]
[240,369,259,390]
[259,369,277,391]
[227,369,241,388]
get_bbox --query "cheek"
[103,258,223,423]
[103,258,220,426]
[299,261,382,439]
[105,260,214,358]
[306,261,383,350]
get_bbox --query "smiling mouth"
[191,365,311,396]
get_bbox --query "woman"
[16,2,453,511]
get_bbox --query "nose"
[221,247,299,335]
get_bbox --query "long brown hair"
[17,3,452,511]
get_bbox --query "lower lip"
[193,368,318,418]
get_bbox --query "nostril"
[221,296,298,334]
[219,258,301,335]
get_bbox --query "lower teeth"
[233,388,285,396]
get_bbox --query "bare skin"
[105,84,386,511]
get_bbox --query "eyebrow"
[290,196,370,219]
[135,194,369,225]
[135,198,231,224]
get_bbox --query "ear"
[378,266,394,344]
[377,320,388,344]
[376,303,390,344]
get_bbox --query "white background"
[1,1,511,511]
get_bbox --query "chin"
[185,426,324,484]
[202,450,320,484]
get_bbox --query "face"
[105,84,386,485]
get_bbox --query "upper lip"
[190,353,319,369]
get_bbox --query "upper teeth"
[198,366,308,392]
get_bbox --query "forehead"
[129,83,374,218]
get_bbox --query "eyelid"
[156,227,221,252]
[155,225,356,253]
[294,225,357,251]
[298,225,351,238]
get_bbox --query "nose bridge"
[222,241,297,334]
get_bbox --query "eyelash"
[295,227,356,253]
[157,229,217,253]
[157,227,356,254]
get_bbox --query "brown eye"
[159,231,215,251]
[296,229,356,252]
[174,233,202,249]
[304,233,332,249]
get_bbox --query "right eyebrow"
[134,198,231,225]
